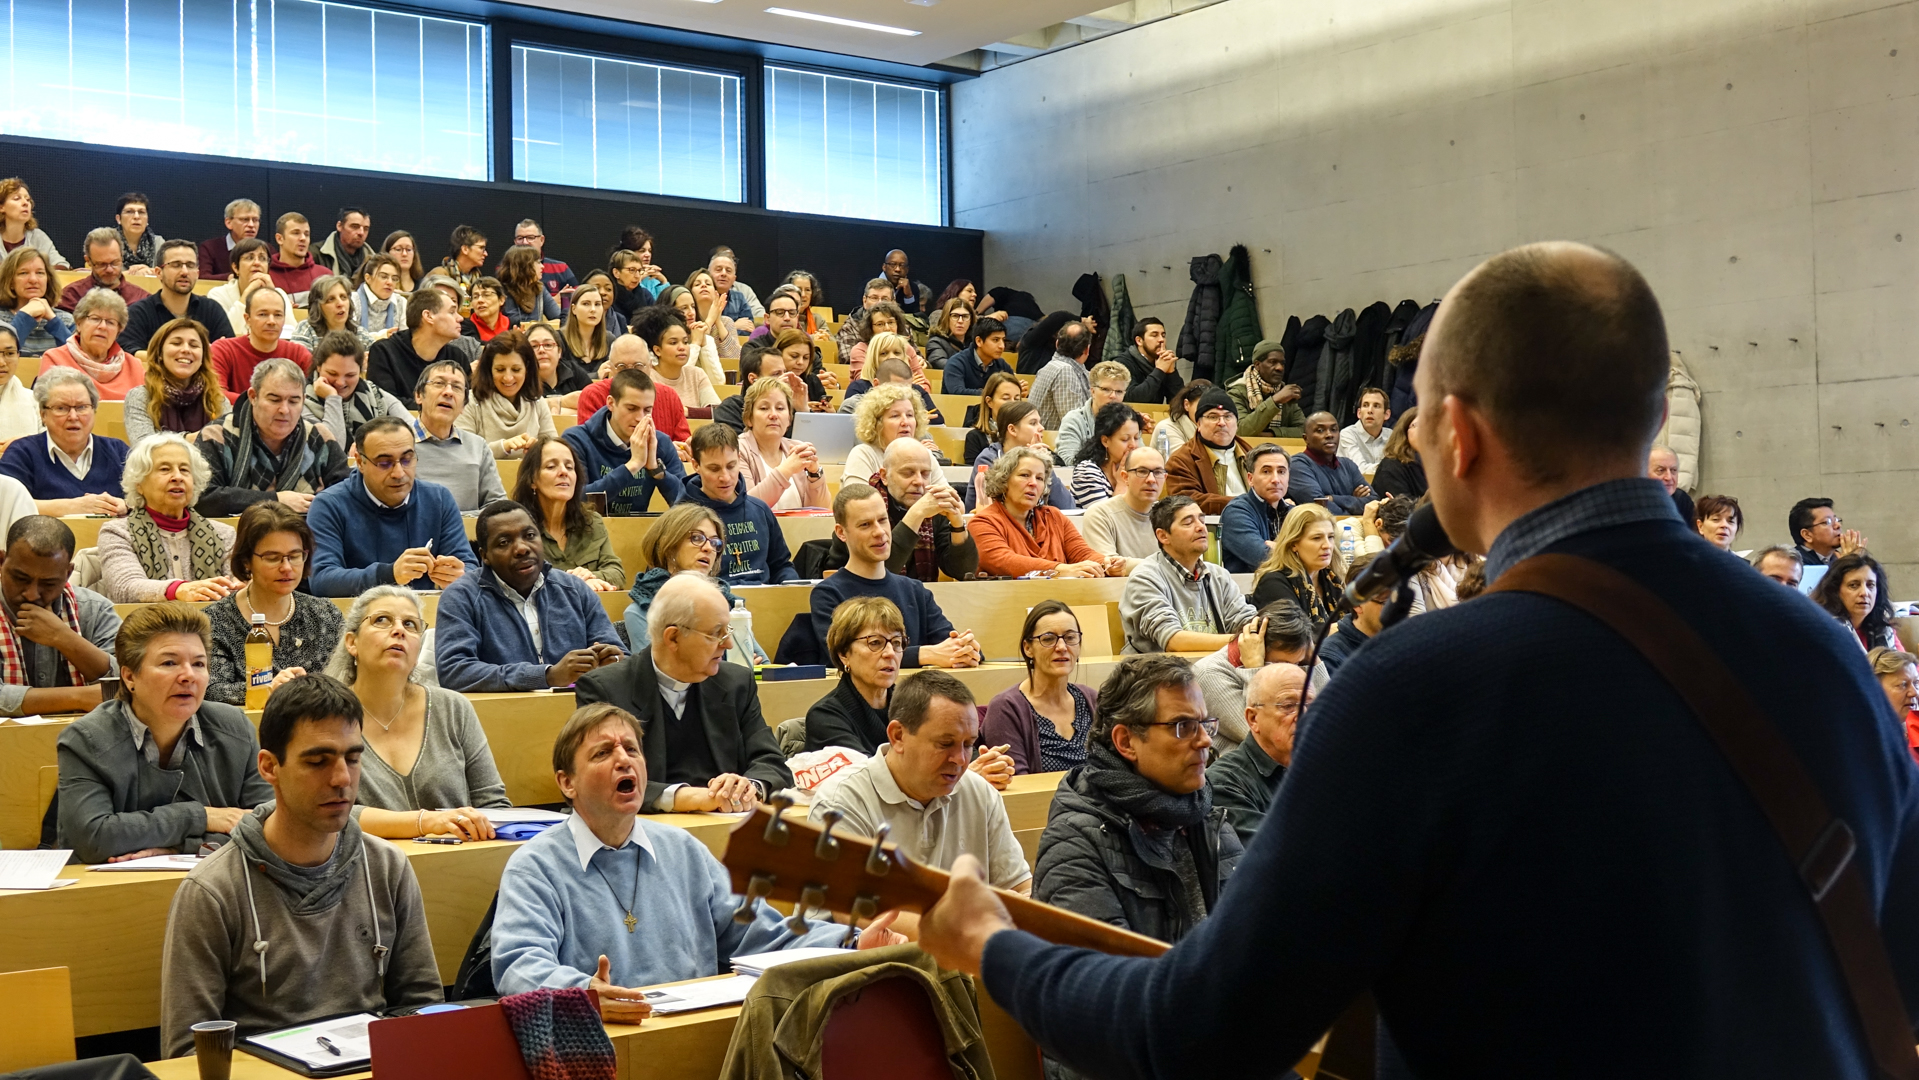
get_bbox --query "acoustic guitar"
[719,795,1170,958]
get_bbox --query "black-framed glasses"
[1137,718,1218,741]
[1027,631,1082,649]
[855,634,906,654]
[686,532,721,550]
[1125,467,1168,479]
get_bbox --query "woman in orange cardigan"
[968,446,1127,579]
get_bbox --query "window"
[511,44,743,202]
[764,65,943,226]
[0,0,489,179]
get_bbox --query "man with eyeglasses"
[810,482,981,673]
[1217,444,1297,574]
[824,439,976,583]
[1788,496,1867,569]
[1206,660,1303,844]
[56,229,148,312]
[409,359,506,512]
[512,219,577,303]
[120,239,234,353]
[197,359,349,517]
[1119,494,1257,655]
[811,669,1032,897]
[305,416,475,597]
[436,501,624,694]
[1,368,129,515]
[1055,362,1132,463]
[882,250,931,315]
[198,198,261,281]
[1081,446,1168,573]
[575,572,788,813]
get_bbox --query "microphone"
[1345,502,1456,607]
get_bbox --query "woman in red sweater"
[968,446,1126,579]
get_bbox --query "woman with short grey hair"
[39,287,142,399]
[94,432,238,603]
[325,584,508,841]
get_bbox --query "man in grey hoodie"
[159,674,442,1057]
[1119,494,1258,655]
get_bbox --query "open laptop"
[792,412,860,461]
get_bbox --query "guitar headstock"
[721,796,944,929]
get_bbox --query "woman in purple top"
[982,600,1100,774]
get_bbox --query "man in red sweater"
[209,287,311,398]
[576,336,690,441]
[267,212,328,305]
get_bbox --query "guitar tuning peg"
[762,793,795,846]
[814,809,843,861]
[851,894,878,926]
[786,883,828,934]
[864,822,892,877]
[733,871,776,925]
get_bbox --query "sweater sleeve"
[761,507,797,584]
[492,857,594,993]
[1120,572,1184,654]
[732,681,794,795]
[968,512,1057,577]
[305,492,392,597]
[448,694,511,809]
[1284,453,1330,507]
[122,389,157,449]
[1218,498,1271,575]
[95,519,175,603]
[159,877,233,1057]
[381,853,446,1012]
[936,516,980,580]
[980,690,1039,774]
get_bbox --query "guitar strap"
[1490,553,1919,1080]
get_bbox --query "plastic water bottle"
[244,613,273,710]
[1154,426,1172,458]
[726,598,755,669]
[1338,519,1358,563]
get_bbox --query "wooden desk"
[110,590,632,628]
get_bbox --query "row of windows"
[0,0,947,225]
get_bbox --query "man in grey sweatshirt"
[159,675,442,1057]
[1119,494,1259,655]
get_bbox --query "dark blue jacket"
[676,475,796,586]
[940,346,1012,396]
[1314,613,1370,673]
[307,478,476,597]
[435,565,623,692]
[562,407,684,516]
[0,432,128,501]
[981,514,1919,1080]
[1286,450,1369,514]
[1217,490,1295,574]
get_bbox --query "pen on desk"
[415,836,462,845]
[315,1036,342,1057]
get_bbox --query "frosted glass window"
[511,44,742,202]
[0,0,489,179]
[764,65,942,225]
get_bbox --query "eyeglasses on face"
[365,453,417,472]
[1126,467,1168,479]
[362,612,423,635]
[1136,717,1219,741]
[685,532,722,550]
[675,623,729,644]
[253,550,305,567]
[425,378,466,393]
[1027,631,1082,649]
[1248,699,1301,717]
[855,634,906,654]
[43,403,94,416]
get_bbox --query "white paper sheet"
[468,808,567,826]
[0,714,64,726]
[730,947,852,977]
[640,974,759,1014]
[245,1012,376,1068]
[0,849,71,889]
[89,854,203,872]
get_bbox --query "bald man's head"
[1424,242,1668,484]
[882,437,938,503]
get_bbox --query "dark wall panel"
[2,137,981,312]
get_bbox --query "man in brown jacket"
[1164,388,1253,515]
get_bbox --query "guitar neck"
[995,888,1170,958]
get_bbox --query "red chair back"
[819,976,950,1080]
[369,1004,535,1080]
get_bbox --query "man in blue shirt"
[1218,444,1297,574]
[306,417,474,596]
[562,367,683,516]
[1286,411,1373,514]
[940,320,1013,396]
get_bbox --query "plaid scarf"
[223,397,320,496]
[1243,362,1275,407]
[875,472,938,582]
[499,987,617,1080]
[0,582,83,688]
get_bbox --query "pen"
[315,1036,342,1057]
[415,836,463,845]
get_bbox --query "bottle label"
[249,667,273,689]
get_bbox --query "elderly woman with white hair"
[324,584,509,841]
[39,288,144,399]
[94,433,239,603]
[0,366,130,515]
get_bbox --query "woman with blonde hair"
[735,376,827,509]
[844,382,937,484]
[1251,503,1350,628]
[623,504,768,661]
[1868,646,1919,765]
[96,432,239,603]
[124,317,229,447]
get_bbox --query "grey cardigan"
[54,697,274,863]
[353,687,510,815]
[122,385,231,448]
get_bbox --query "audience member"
[267,212,328,304]
[491,703,878,1020]
[436,501,625,693]
[512,434,626,590]
[1811,551,1904,652]
[837,277,895,356]
[970,447,1118,578]
[109,192,163,274]
[1317,551,1386,673]
[531,319,596,406]
[0,178,67,267]
[782,269,834,341]
[1164,388,1251,514]
[637,305,720,409]
[1251,503,1351,628]
[742,283,805,350]
[96,433,238,603]
[0,246,72,355]
[924,297,974,370]
[305,331,409,450]
[827,438,977,583]
[964,371,1024,464]
[197,358,350,516]
[204,502,344,706]
[0,368,130,514]
[196,198,260,280]
[966,400,1072,512]
[607,249,652,324]
[0,324,39,450]
[708,246,763,330]
[497,246,560,325]
[512,218,576,301]
[1116,317,1184,405]
[805,596,908,754]
[848,328,922,396]
[206,239,292,340]
[1694,494,1742,552]
[575,573,789,810]
[735,377,827,509]
[366,286,477,407]
[1288,411,1373,513]
[1028,320,1094,430]
[882,248,931,314]
[1228,341,1305,438]
[1206,660,1302,844]
[353,253,408,335]
[1338,387,1394,469]
[1371,405,1427,500]
[846,382,940,485]
[558,281,614,372]
[623,504,767,662]
[157,673,439,1057]
[121,239,234,352]
[1866,646,1919,765]
[314,206,372,279]
[460,331,557,458]
[1648,444,1692,524]
[1069,402,1144,507]
[1120,494,1256,654]
[677,271,739,369]
[290,274,374,350]
[378,230,421,292]
[1454,560,1488,601]
[438,224,488,295]
[209,285,310,397]
[55,229,148,312]
[1081,445,1167,572]
[325,585,507,840]
[307,417,474,596]
[1750,544,1804,588]
[0,515,120,717]
[983,601,1101,774]
[810,482,980,671]
[41,288,144,399]
[841,354,940,422]
[677,422,796,585]
[409,358,507,512]
[1057,361,1132,463]
[563,367,685,516]
[1789,497,1865,568]
[1191,598,1314,748]
[810,670,1032,891]
[57,601,264,864]
[942,316,1014,395]
[1035,654,1240,951]
[576,333,687,434]
[1218,444,1297,573]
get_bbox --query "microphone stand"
[1378,576,1418,630]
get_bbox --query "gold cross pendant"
[623,911,637,933]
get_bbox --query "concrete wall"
[951,0,1919,583]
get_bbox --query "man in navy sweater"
[307,417,475,597]
[919,242,1919,1079]
[810,482,981,670]
[1286,411,1373,514]
[675,424,794,586]
[939,319,1013,396]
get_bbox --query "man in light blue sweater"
[306,417,475,596]
[492,702,904,1020]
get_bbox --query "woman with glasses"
[525,321,591,404]
[0,324,39,450]
[983,601,1100,774]
[40,288,144,400]
[925,298,974,371]
[378,231,420,294]
[324,584,509,841]
[352,253,408,335]
[805,596,908,754]
[205,501,345,706]
[623,504,768,662]
[96,432,239,603]
[964,399,1072,512]
[290,274,375,351]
